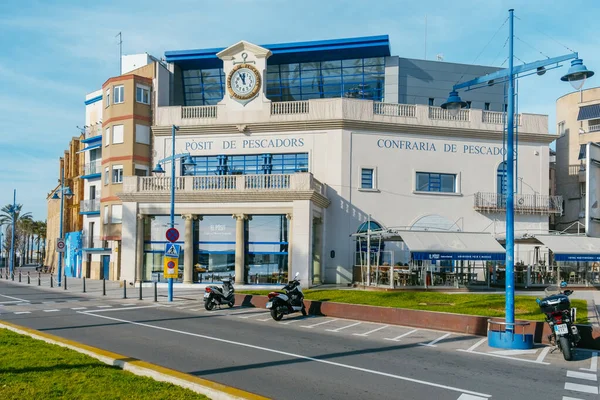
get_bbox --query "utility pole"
[116,32,123,75]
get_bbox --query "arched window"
[356,220,383,233]
[497,161,507,195]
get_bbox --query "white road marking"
[71,307,87,310]
[464,338,487,352]
[0,300,27,304]
[419,333,451,347]
[566,370,597,381]
[43,309,60,312]
[229,309,258,315]
[42,301,56,304]
[84,305,159,313]
[189,308,204,312]
[257,317,273,321]
[579,351,598,372]
[536,346,551,363]
[457,394,488,400]
[457,349,550,365]
[238,312,270,319]
[281,317,314,325]
[14,311,31,314]
[562,396,584,400]
[0,294,29,302]
[384,329,418,342]
[120,303,137,307]
[301,319,337,329]
[79,312,492,398]
[96,305,112,308]
[564,382,598,394]
[326,322,362,332]
[353,325,389,337]
[489,349,538,356]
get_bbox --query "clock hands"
[239,72,246,85]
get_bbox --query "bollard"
[27,272,30,284]
[102,279,106,296]
[123,280,127,299]
[139,281,142,300]
[38,272,41,286]
[12,271,14,281]
[50,274,53,288]
[154,281,157,302]
[64,275,67,290]
[83,276,86,293]
[18,271,21,282]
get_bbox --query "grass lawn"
[239,289,589,324]
[0,329,209,400]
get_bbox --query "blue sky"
[0,0,598,221]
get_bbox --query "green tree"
[0,204,32,267]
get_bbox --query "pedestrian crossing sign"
[164,243,180,258]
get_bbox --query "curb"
[0,320,269,400]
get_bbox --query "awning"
[535,234,600,262]
[577,104,600,121]
[77,143,101,153]
[398,230,506,261]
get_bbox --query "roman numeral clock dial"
[227,63,262,104]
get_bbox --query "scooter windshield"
[543,285,561,297]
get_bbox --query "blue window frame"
[416,172,456,193]
[184,153,309,176]
[182,68,225,106]
[497,162,507,195]
[361,168,374,189]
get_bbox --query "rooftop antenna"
[436,54,444,61]
[424,15,427,60]
[116,32,123,75]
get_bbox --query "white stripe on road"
[85,305,159,313]
[419,333,451,347]
[71,307,87,310]
[0,300,28,304]
[43,309,60,312]
[536,346,551,363]
[580,351,598,373]
[465,338,487,353]
[564,382,598,394]
[353,325,389,337]
[96,305,112,308]
[326,322,362,332]
[120,303,137,307]
[566,370,597,381]
[79,312,492,398]
[257,317,273,321]
[457,394,488,400]
[14,311,31,314]
[229,309,257,315]
[281,317,314,325]
[42,301,56,304]
[301,319,337,328]
[457,349,550,365]
[0,294,30,302]
[384,329,418,342]
[238,312,270,319]
[562,396,584,400]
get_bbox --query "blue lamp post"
[152,125,196,302]
[8,189,17,278]
[51,166,74,287]
[442,9,593,348]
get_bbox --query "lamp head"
[441,91,467,117]
[63,187,74,199]
[152,163,165,175]
[182,156,196,168]
[51,192,60,200]
[561,58,594,90]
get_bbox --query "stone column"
[233,214,247,285]
[136,214,145,283]
[312,217,323,285]
[182,214,197,284]
[286,213,293,280]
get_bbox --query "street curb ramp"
[0,320,269,400]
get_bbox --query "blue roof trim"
[84,95,103,105]
[577,104,600,121]
[165,35,390,69]
[81,143,101,152]
[81,135,102,144]
[81,173,101,180]
[80,211,100,215]
[411,252,505,261]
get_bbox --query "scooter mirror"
[294,272,300,278]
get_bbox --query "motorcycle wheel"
[204,300,215,311]
[301,304,307,316]
[559,336,573,361]
[271,307,284,321]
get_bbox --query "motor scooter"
[536,282,580,361]
[204,278,235,310]
[265,272,307,320]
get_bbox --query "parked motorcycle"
[265,272,307,321]
[204,278,235,310]
[536,282,580,361]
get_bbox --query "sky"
[0,0,598,221]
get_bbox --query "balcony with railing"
[80,199,100,214]
[84,125,102,140]
[474,192,563,215]
[81,235,105,250]
[155,98,548,136]
[118,173,329,207]
[589,124,600,133]
[82,160,102,179]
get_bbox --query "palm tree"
[0,204,32,267]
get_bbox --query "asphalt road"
[0,280,598,400]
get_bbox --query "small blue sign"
[164,243,181,258]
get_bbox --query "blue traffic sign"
[166,228,179,243]
[164,243,180,258]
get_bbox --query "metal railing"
[373,102,416,117]
[482,111,522,126]
[83,160,102,176]
[84,125,102,140]
[181,105,217,119]
[474,192,563,214]
[80,199,100,213]
[589,124,600,132]
[271,101,310,115]
[81,235,104,249]
[428,106,470,122]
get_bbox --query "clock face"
[227,64,261,101]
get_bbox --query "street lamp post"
[442,9,593,348]
[51,165,74,287]
[152,125,196,302]
[9,190,16,278]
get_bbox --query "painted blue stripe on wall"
[411,252,505,261]
[84,95,103,105]
[554,254,600,261]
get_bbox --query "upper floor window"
[112,165,123,183]
[484,102,490,111]
[136,84,150,104]
[113,85,124,104]
[558,121,566,135]
[112,125,124,144]
[105,89,110,108]
[428,98,434,106]
[361,168,374,189]
[184,152,309,176]
[416,172,456,193]
[111,204,123,224]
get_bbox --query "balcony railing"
[428,106,470,122]
[182,105,217,119]
[482,111,522,126]
[83,160,102,176]
[84,125,102,140]
[80,199,100,213]
[271,101,309,115]
[373,102,416,118]
[81,235,104,249]
[474,192,563,215]
[589,124,600,133]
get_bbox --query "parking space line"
[257,317,272,321]
[83,305,159,313]
[536,346,551,363]
[120,303,137,307]
[457,349,551,365]
[229,309,257,315]
[14,311,31,314]
[457,394,488,400]
[580,351,598,372]
[564,382,598,394]
[238,312,270,319]
[301,319,336,328]
[566,370,597,381]
[353,325,389,337]
[419,333,451,347]
[71,307,87,310]
[42,301,56,304]
[282,316,314,325]
[97,305,112,308]
[43,309,60,312]
[561,396,584,400]
[465,338,487,352]
[384,329,418,342]
[326,322,362,332]
[0,294,29,302]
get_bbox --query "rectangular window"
[105,128,110,146]
[134,164,148,177]
[103,206,109,224]
[136,84,150,104]
[416,172,456,193]
[111,204,122,224]
[558,121,565,135]
[104,167,109,185]
[578,144,587,160]
[428,98,434,106]
[112,125,124,144]
[361,168,374,189]
[113,85,124,104]
[135,124,150,144]
[484,102,490,111]
[466,101,472,109]
[112,164,123,183]
[105,89,110,107]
